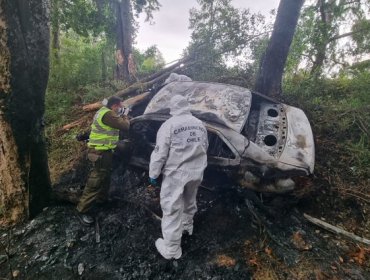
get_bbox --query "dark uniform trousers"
[77,149,113,213]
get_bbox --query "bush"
[283,71,370,178]
[48,33,115,90]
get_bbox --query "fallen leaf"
[291,231,313,251]
[339,256,344,263]
[349,246,369,265]
[249,258,259,266]
[215,254,236,267]
[264,247,273,257]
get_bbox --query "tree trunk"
[310,0,331,76]
[254,0,304,97]
[101,50,107,81]
[115,0,134,82]
[0,0,51,225]
[51,0,60,61]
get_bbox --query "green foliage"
[62,0,111,37]
[45,82,117,182]
[352,19,370,54]
[51,0,161,41]
[184,0,269,81]
[79,84,116,104]
[48,32,165,92]
[347,134,370,175]
[286,0,370,76]
[284,70,370,178]
[45,89,76,127]
[132,0,161,21]
[284,69,370,108]
[48,33,115,90]
[133,45,165,76]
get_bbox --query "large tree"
[115,0,134,81]
[0,0,51,225]
[115,0,161,81]
[185,0,268,82]
[254,0,304,97]
[286,0,370,77]
[50,0,160,82]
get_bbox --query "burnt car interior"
[128,85,284,164]
[131,119,236,162]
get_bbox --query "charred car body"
[129,80,315,193]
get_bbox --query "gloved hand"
[149,177,158,186]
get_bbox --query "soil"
[1,159,369,279]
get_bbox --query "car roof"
[144,81,252,133]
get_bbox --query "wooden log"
[64,57,196,131]
[81,92,151,112]
[82,101,102,112]
[82,72,171,112]
[81,57,194,112]
[138,57,190,83]
[61,92,152,132]
[61,117,88,131]
[115,71,171,97]
[304,213,370,246]
[122,91,151,107]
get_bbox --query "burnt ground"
[1,159,369,280]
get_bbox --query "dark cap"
[107,96,122,108]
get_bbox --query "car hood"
[144,81,252,133]
[278,105,315,174]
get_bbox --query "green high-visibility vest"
[88,107,119,150]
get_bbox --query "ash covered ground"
[1,164,369,280]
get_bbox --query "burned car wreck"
[129,79,315,193]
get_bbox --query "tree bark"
[101,50,107,81]
[115,0,134,82]
[254,0,304,97]
[0,0,51,225]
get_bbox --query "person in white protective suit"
[149,95,208,260]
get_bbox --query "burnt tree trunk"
[254,0,304,97]
[115,0,134,82]
[0,0,51,225]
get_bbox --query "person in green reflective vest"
[77,96,130,225]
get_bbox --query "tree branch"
[304,213,370,245]
[328,27,370,43]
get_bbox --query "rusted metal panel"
[144,81,252,133]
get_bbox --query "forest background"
[45,0,369,187]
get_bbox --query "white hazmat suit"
[149,95,208,259]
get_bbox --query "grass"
[284,74,370,180]
[45,83,117,183]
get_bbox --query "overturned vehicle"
[129,79,315,193]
